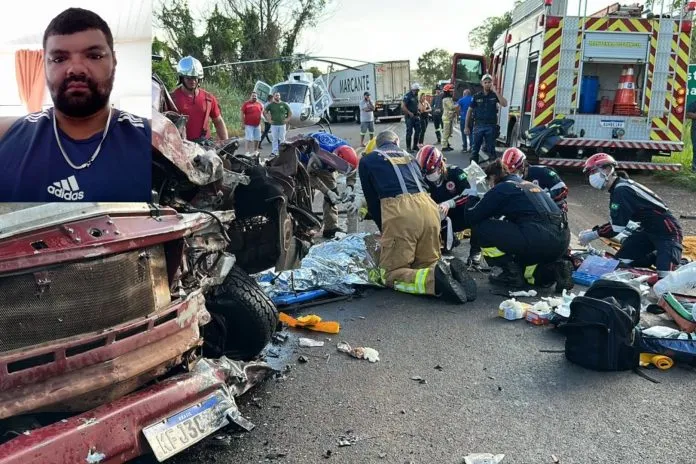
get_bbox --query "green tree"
[306,66,323,78]
[416,48,452,89]
[152,37,178,90]
[468,11,513,56]
[154,0,332,92]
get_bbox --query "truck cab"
[450,53,487,100]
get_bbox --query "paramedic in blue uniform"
[461,158,573,292]
[499,147,569,212]
[464,74,508,164]
[0,7,151,202]
[401,83,422,153]
[415,145,482,266]
[579,153,683,278]
[359,130,476,304]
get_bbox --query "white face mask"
[589,171,608,190]
[426,171,442,183]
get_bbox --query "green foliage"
[306,66,323,78]
[416,49,452,89]
[152,38,178,90]
[204,80,247,138]
[655,122,696,191]
[154,0,332,92]
[468,10,513,55]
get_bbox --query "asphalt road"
[160,120,696,464]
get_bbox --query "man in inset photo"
[0,7,151,202]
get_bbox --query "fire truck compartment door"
[583,32,649,63]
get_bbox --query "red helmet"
[501,147,526,173]
[443,83,454,92]
[416,145,443,174]
[334,145,359,170]
[583,153,617,173]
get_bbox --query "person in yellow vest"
[441,84,457,152]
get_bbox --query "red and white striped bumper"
[556,138,683,151]
[539,158,683,171]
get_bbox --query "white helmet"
[411,83,421,90]
[177,56,204,79]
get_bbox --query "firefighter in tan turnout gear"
[358,130,477,303]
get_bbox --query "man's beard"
[51,72,114,118]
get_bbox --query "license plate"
[143,391,231,462]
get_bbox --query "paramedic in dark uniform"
[464,74,508,164]
[461,159,573,292]
[359,130,476,303]
[401,83,421,153]
[415,145,482,265]
[0,7,151,202]
[579,153,683,279]
[499,147,569,212]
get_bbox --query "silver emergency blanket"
[463,161,490,197]
[255,233,382,298]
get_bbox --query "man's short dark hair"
[43,8,114,51]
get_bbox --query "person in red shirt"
[240,91,264,153]
[171,56,228,144]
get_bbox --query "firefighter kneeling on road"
[499,147,569,212]
[298,132,360,239]
[359,130,477,303]
[578,153,683,279]
[415,145,482,265]
[461,157,574,292]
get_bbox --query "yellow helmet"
[365,137,377,154]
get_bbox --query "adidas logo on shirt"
[47,175,85,201]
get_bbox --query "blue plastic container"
[579,76,600,114]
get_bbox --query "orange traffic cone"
[613,66,641,116]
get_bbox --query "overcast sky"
[155,0,642,70]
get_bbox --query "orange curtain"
[15,49,46,113]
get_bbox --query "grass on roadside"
[653,125,696,191]
[204,81,247,138]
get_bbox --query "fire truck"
[489,0,694,171]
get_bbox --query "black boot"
[488,261,526,288]
[449,258,477,301]
[405,134,413,152]
[554,258,575,293]
[434,261,468,303]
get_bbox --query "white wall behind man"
[0,40,151,118]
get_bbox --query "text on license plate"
[143,391,230,462]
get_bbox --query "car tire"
[204,265,278,361]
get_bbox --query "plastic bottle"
[653,262,696,297]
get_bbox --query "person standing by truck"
[359,92,375,147]
[441,84,457,152]
[401,83,421,153]
[465,74,508,164]
[431,86,444,145]
[417,93,432,148]
[456,89,473,152]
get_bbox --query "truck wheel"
[204,265,278,361]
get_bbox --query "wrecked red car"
[0,201,278,463]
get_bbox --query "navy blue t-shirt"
[0,108,151,202]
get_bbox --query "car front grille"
[0,247,169,353]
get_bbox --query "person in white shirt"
[359,91,375,147]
